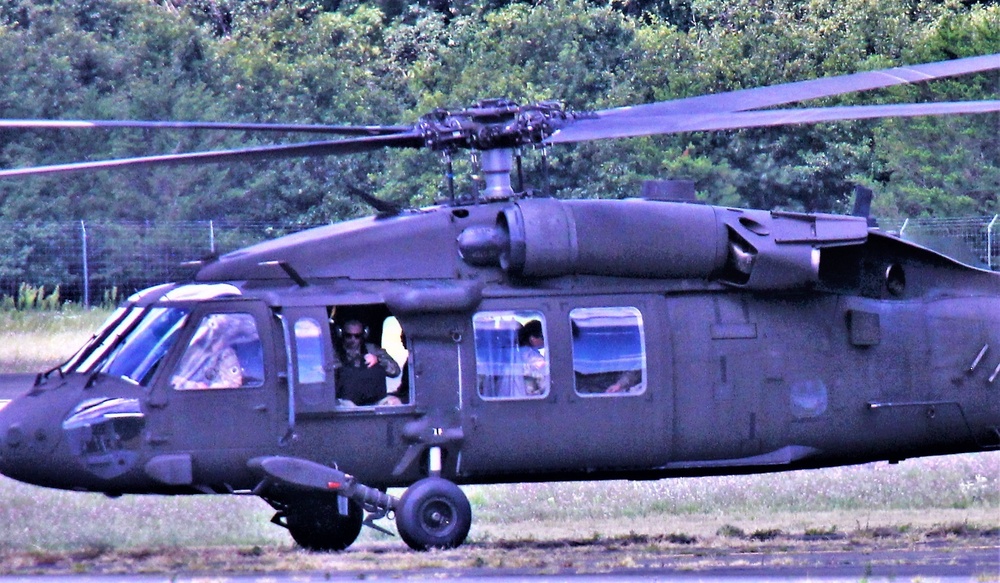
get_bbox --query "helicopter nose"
[1,393,148,491]
[0,394,67,486]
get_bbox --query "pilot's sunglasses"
[344,332,364,338]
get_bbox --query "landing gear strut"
[395,477,472,551]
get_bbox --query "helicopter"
[0,52,999,552]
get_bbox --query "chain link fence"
[0,220,326,306]
[879,215,999,271]
[1,215,997,307]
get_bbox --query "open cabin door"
[280,306,339,417]
[274,303,422,486]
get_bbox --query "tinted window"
[294,318,326,385]
[98,307,189,386]
[474,310,549,399]
[571,307,646,396]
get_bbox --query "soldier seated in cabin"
[517,320,549,396]
[333,319,401,406]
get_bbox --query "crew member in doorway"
[334,319,401,406]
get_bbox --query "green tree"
[869,4,1000,217]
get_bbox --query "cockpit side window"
[294,318,326,385]
[571,307,646,396]
[474,310,549,400]
[171,312,264,390]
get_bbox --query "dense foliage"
[0,0,996,221]
[0,0,996,296]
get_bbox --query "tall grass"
[464,452,999,542]
[0,309,111,374]
[0,480,284,551]
[469,453,1000,522]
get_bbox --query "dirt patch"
[1,527,996,578]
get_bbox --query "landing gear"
[253,456,470,551]
[395,477,471,551]
[283,496,364,551]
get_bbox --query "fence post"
[80,220,90,308]
[209,220,216,254]
[989,214,998,271]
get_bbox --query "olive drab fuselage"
[1,197,998,548]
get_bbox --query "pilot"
[172,313,258,389]
[334,319,401,406]
[517,319,549,396]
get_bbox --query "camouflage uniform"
[172,313,260,389]
[334,343,400,377]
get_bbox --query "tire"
[285,496,364,552]
[395,477,472,551]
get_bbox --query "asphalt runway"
[0,537,996,581]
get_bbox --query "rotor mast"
[480,149,515,198]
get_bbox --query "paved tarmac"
[0,576,987,583]
[0,541,995,582]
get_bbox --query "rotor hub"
[418,100,584,152]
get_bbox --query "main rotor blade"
[0,132,425,179]
[0,119,413,136]
[548,100,1000,144]
[597,53,1000,119]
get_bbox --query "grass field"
[0,309,997,558]
[0,451,996,552]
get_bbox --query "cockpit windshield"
[67,306,190,386]
[67,307,144,374]
[61,284,242,383]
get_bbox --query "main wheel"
[395,477,472,551]
[284,496,364,552]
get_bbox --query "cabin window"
[473,310,549,399]
[171,312,264,390]
[571,307,646,396]
[294,318,326,385]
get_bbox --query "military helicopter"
[0,53,998,552]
